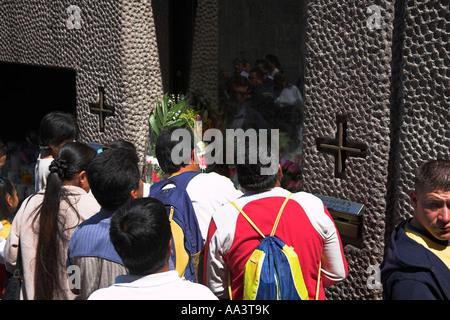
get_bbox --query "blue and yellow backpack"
[230,194,321,300]
[150,171,203,282]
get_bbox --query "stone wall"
[189,0,219,104]
[302,0,394,299]
[385,0,449,239]
[302,0,448,299]
[0,0,447,300]
[0,0,167,166]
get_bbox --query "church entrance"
[0,62,77,142]
[0,62,76,200]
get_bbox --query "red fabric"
[0,263,7,296]
[225,197,326,299]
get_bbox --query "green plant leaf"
[164,118,187,128]
[167,100,186,119]
[149,113,160,135]
[156,99,165,127]
[162,92,169,117]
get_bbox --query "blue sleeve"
[390,279,438,300]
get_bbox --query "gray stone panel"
[303,1,394,299]
[386,0,449,238]
[0,0,167,167]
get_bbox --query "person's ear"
[129,180,144,200]
[129,189,139,200]
[277,164,283,180]
[409,190,418,210]
[169,238,173,255]
[275,164,283,187]
[6,194,14,208]
[76,171,87,186]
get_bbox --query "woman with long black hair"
[4,142,101,299]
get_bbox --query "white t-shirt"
[149,172,242,240]
[88,270,218,300]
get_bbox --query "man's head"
[39,111,79,155]
[231,75,249,102]
[87,147,143,211]
[155,127,196,175]
[110,197,171,275]
[409,159,450,241]
[265,54,280,72]
[235,132,281,192]
[248,68,264,88]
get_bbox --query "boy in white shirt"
[88,197,217,300]
[150,127,242,240]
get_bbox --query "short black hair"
[87,147,140,211]
[155,127,194,175]
[110,198,171,275]
[0,177,16,222]
[249,68,264,81]
[415,159,450,192]
[235,134,278,192]
[39,111,79,147]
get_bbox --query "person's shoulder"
[195,171,228,182]
[87,287,114,300]
[290,191,324,207]
[78,192,101,207]
[195,172,240,191]
[71,209,105,237]
[179,280,219,300]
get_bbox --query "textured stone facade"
[302,0,394,300]
[302,0,448,299]
[189,0,219,104]
[0,0,168,167]
[0,0,447,300]
[385,0,449,237]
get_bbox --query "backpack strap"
[231,193,323,300]
[168,206,189,278]
[316,261,322,300]
[231,193,293,239]
[151,171,200,193]
[231,202,266,239]
[270,193,293,236]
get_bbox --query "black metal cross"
[89,86,114,132]
[316,115,367,178]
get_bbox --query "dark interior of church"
[0,62,76,143]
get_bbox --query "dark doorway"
[0,62,77,142]
[169,0,196,94]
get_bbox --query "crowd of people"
[219,54,304,148]
[0,98,448,300]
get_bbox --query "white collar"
[113,270,182,288]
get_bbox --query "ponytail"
[32,142,96,300]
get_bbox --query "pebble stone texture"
[0,0,448,300]
[0,0,170,168]
[302,0,394,300]
[303,0,448,300]
[189,0,219,104]
[385,0,449,240]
